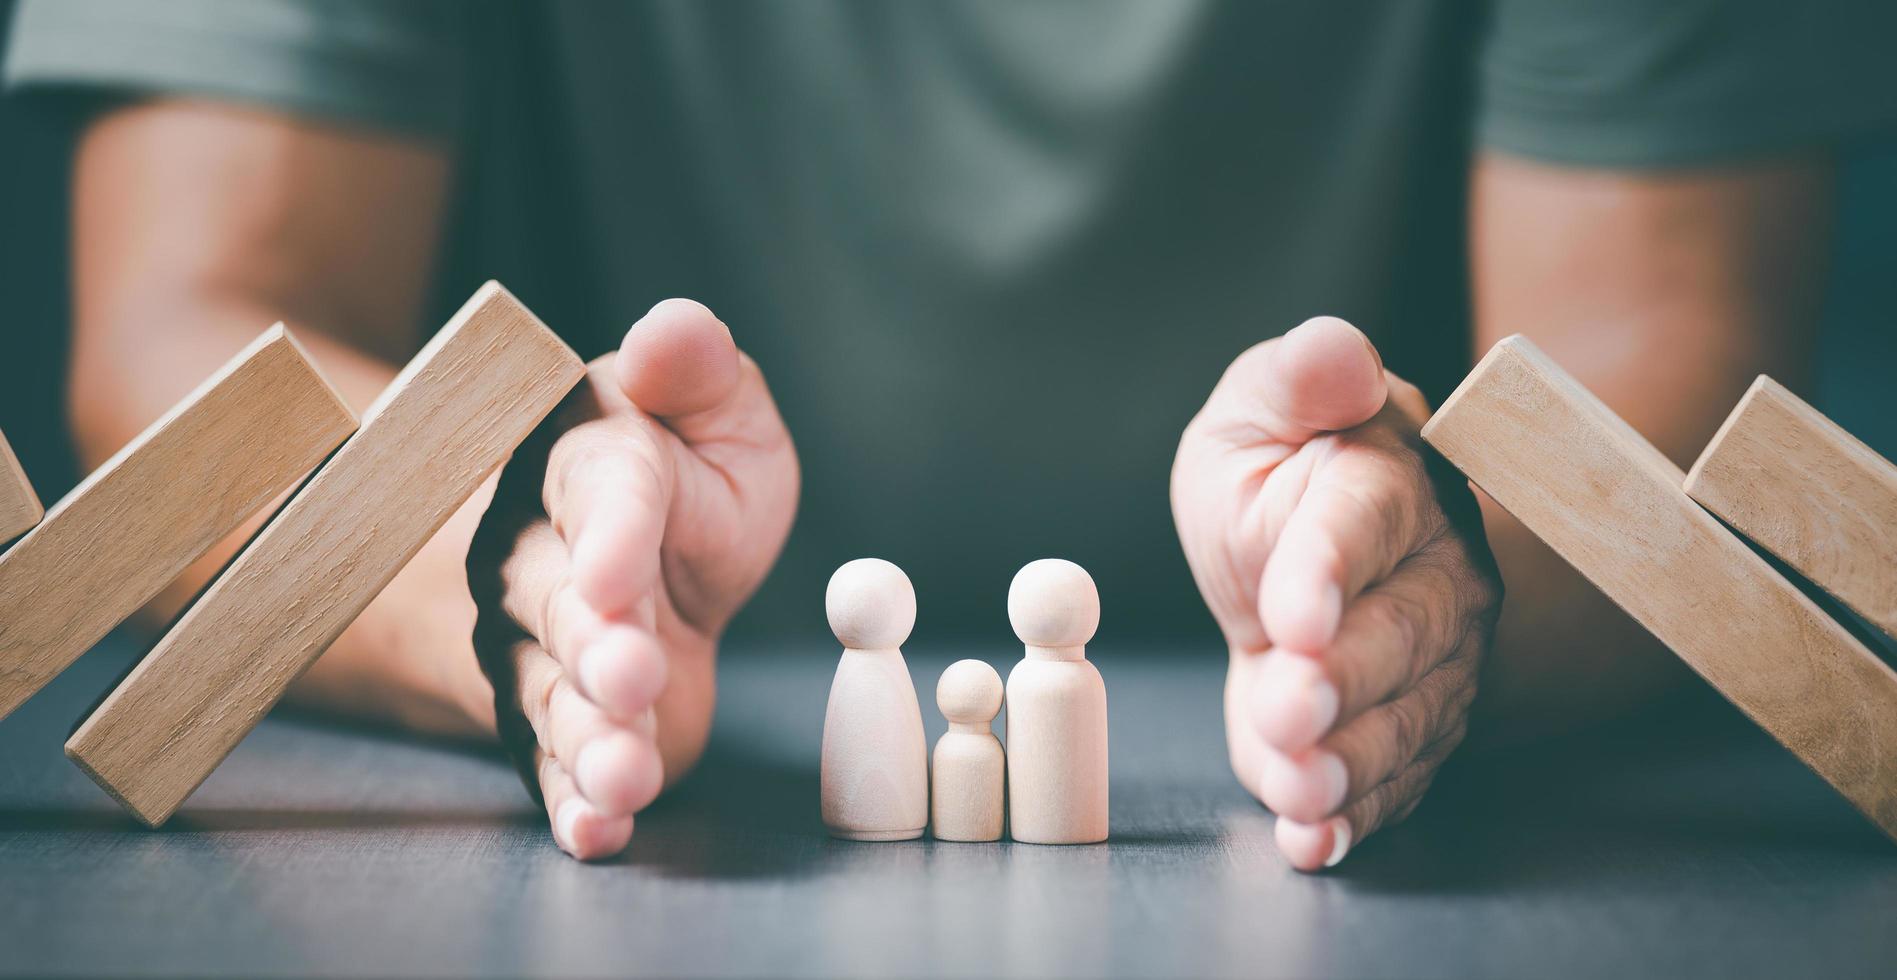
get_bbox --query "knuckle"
[1352,781,1400,840]
[526,661,560,745]
[537,577,568,649]
[1392,774,1437,825]
[1434,719,1470,759]
[1388,590,1427,666]
[1303,536,1348,588]
[1334,475,1398,537]
[1367,590,1427,693]
[1399,545,1483,653]
[1384,697,1426,768]
[543,438,603,518]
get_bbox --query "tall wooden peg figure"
[1005,558,1108,844]
[932,659,1005,842]
[821,558,929,841]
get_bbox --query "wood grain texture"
[1422,336,1897,842]
[67,282,584,826]
[0,326,356,720]
[1685,376,1897,639]
[0,428,40,543]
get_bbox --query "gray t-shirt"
[8,0,1895,641]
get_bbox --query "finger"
[1250,548,1471,751]
[1273,738,1453,873]
[1258,653,1473,824]
[1258,433,1442,652]
[615,298,740,419]
[498,520,668,720]
[1260,316,1388,435]
[538,752,635,860]
[516,641,665,816]
[546,677,666,815]
[615,299,791,457]
[1205,317,1388,444]
[541,410,673,617]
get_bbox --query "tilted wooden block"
[68,282,585,825]
[0,428,41,543]
[1422,336,1897,842]
[1685,376,1897,640]
[0,327,356,720]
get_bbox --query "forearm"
[68,100,489,738]
[1467,152,1832,731]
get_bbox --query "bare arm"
[70,99,493,736]
[1469,152,1834,731]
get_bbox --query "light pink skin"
[502,298,799,859]
[1173,316,1500,871]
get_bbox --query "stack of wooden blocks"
[0,282,584,827]
[1423,338,1897,842]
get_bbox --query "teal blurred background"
[1,2,1891,647]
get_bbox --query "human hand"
[1171,317,1501,870]
[467,299,798,859]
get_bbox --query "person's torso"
[441,0,1482,643]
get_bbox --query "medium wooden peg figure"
[820,558,930,841]
[1005,558,1109,844]
[932,659,1005,842]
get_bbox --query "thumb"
[612,298,796,477]
[1255,316,1388,442]
[614,298,741,421]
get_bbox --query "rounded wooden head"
[826,558,916,649]
[1007,558,1099,648]
[936,659,1003,724]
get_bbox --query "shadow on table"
[0,805,543,834]
[610,733,835,882]
[1329,692,1896,896]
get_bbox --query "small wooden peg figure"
[820,558,930,841]
[1004,558,1109,844]
[932,659,1005,842]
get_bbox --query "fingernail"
[1315,582,1343,647]
[1313,751,1349,816]
[1304,676,1340,746]
[1325,817,1353,867]
[555,798,586,853]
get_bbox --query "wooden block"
[0,428,42,543]
[0,327,356,720]
[67,282,584,826]
[1421,336,1897,841]
[1685,376,1897,640]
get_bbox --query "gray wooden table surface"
[2,633,1892,978]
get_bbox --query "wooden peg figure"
[932,659,1005,842]
[1005,558,1109,844]
[820,558,929,841]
